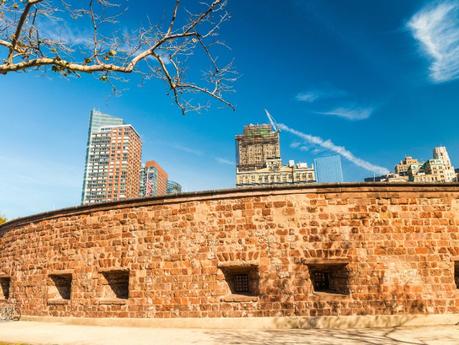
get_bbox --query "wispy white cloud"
[311,147,322,154]
[296,92,320,103]
[278,123,389,175]
[172,144,203,156]
[39,19,93,48]
[172,144,233,166]
[38,20,159,60]
[295,88,347,103]
[295,87,374,121]
[408,1,459,82]
[215,157,234,165]
[290,141,311,152]
[317,105,374,121]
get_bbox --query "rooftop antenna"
[264,109,279,132]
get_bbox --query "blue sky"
[1,0,459,219]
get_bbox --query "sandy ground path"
[0,321,459,345]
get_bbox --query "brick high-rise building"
[235,124,315,187]
[82,109,123,203]
[140,160,168,197]
[82,110,142,204]
[236,124,280,172]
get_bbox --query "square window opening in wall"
[308,263,350,295]
[221,265,259,297]
[454,261,459,289]
[101,270,129,300]
[48,274,72,301]
[0,277,10,300]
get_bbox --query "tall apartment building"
[82,110,142,204]
[235,124,315,187]
[82,110,123,202]
[140,160,168,197]
[314,155,344,183]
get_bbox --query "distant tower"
[314,155,344,183]
[81,110,142,204]
[433,146,453,167]
[235,124,280,171]
[433,146,456,181]
[140,161,168,197]
[167,180,182,194]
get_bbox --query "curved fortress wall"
[1,183,459,319]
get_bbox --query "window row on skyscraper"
[82,110,182,205]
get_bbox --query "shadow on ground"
[204,327,459,345]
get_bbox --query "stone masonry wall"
[0,184,459,319]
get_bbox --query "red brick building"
[140,160,168,197]
[82,125,142,204]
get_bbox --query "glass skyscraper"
[82,110,124,203]
[314,155,344,183]
[167,181,182,194]
[81,109,142,204]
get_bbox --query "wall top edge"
[2,182,459,231]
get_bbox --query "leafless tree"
[0,0,236,113]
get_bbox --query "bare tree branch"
[166,0,181,36]
[7,0,45,63]
[0,0,236,113]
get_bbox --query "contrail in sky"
[265,109,389,176]
[264,109,278,131]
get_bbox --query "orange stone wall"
[1,184,459,318]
